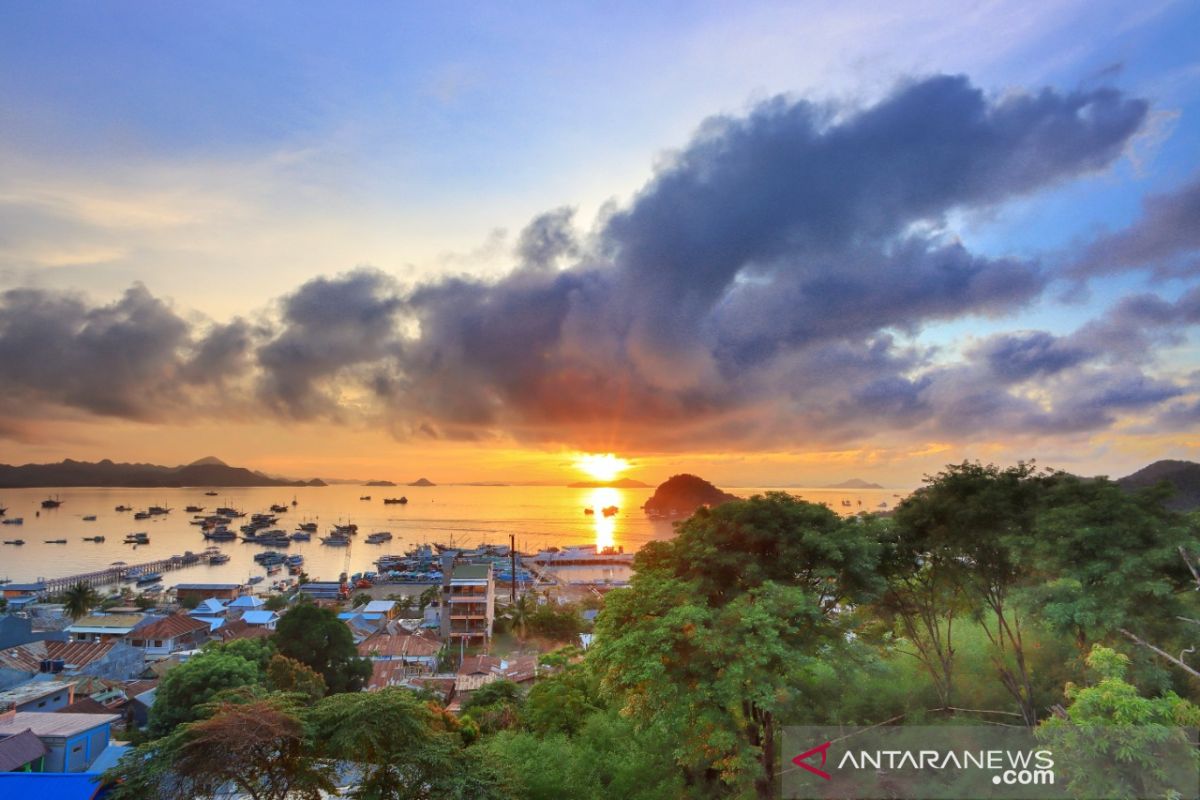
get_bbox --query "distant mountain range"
[567,478,650,488]
[823,478,885,490]
[0,457,326,488]
[409,478,436,487]
[1117,460,1200,511]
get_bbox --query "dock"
[37,552,208,595]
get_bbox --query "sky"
[1,1,1199,488]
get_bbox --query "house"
[362,600,398,619]
[0,709,120,772]
[212,619,272,643]
[227,595,266,613]
[239,610,278,630]
[0,728,47,772]
[0,641,145,683]
[2,583,47,601]
[298,582,344,602]
[340,613,383,643]
[173,583,241,603]
[443,564,495,643]
[124,613,210,657]
[0,681,74,713]
[65,615,144,644]
[186,598,228,617]
[358,626,442,678]
[0,616,41,650]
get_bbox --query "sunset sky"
[1,2,1199,488]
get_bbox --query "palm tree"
[501,593,537,641]
[62,581,100,621]
[417,585,440,614]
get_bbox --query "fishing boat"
[583,507,595,515]
[298,522,318,532]
[203,528,237,541]
[270,504,288,513]
[266,564,282,575]
[115,505,132,512]
[82,515,97,521]
[290,530,312,541]
[41,496,63,508]
[44,539,67,544]
[247,575,264,585]
[602,505,618,517]
[208,552,230,565]
[133,511,151,520]
[359,495,371,500]
[136,572,163,586]
[3,539,24,545]
[82,536,105,542]
[320,533,351,546]
[2,518,24,525]
[382,497,408,504]
[365,531,393,544]
[124,532,150,545]
[185,506,204,513]
[331,523,358,535]
[205,491,218,496]
[148,506,171,515]
[291,496,298,507]
[286,554,304,565]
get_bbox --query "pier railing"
[37,552,207,595]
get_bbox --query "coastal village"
[0,475,718,798]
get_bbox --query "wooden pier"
[38,552,206,595]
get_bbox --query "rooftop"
[0,711,119,738]
[451,564,491,581]
[131,613,210,642]
[0,772,106,800]
[173,583,240,591]
[358,630,442,659]
[227,595,266,608]
[362,600,396,614]
[66,614,144,632]
[0,641,118,673]
[240,610,277,625]
[0,729,48,772]
[0,681,71,707]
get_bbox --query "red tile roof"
[128,614,210,643]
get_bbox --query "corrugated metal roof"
[130,614,210,642]
[0,711,119,738]
[0,729,48,771]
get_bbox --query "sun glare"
[575,452,630,482]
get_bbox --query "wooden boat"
[82,515,97,521]
[82,536,105,542]
[3,539,25,545]
[45,539,67,544]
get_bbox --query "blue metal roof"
[0,772,104,800]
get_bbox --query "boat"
[583,507,595,515]
[248,575,264,585]
[124,532,150,545]
[270,504,288,513]
[82,536,105,542]
[286,554,304,565]
[365,531,393,544]
[602,505,618,517]
[203,528,237,541]
[359,495,371,500]
[320,534,351,546]
[82,515,97,521]
[290,530,312,541]
[298,522,317,532]
[133,511,151,520]
[185,506,204,513]
[205,491,218,496]
[216,507,245,518]
[136,572,163,586]
[115,505,132,512]
[382,497,408,504]
[44,539,67,544]
[208,553,230,565]
[266,565,282,575]
[840,500,852,507]
[0,507,6,516]
[41,496,63,509]
[148,506,171,515]
[2,518,24,525]
[3,539,24,545]
[331,523,358,535]
[292,496,298,507]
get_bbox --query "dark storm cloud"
[256,269,405,418]
[0,284,193,419]
[0,74,1182,450]
[1071,174,1200,278]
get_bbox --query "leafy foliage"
[273,602,371,694]
[147,650,262,736]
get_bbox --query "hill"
[365,480,397,487]
[567,478,649,489]
[643,474,738,516]
[823,478,884,490]
[1117,460,1200,511]
[0,458,325,488]
[408,478,436,487]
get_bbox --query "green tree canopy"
[273,603,371,694]
[148,650,261,737]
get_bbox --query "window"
[154,640,163,647]
[37,701,46,708]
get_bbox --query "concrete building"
[0,708,120,772]
[173,583,241,603]
[443,564,494,643]
[125,614,211,658]
[65,615,144,644]
[0,681,73,714]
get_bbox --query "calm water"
[0,484,902,586]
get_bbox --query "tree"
[310,687,509,798]
[62,581,100,620]
[893,461,1052,725]
[499,593,537,640]
[1038,646,1200,799]
[106,696,334,800]
[148,651,261,736]
[524,662,601,736]
[273,603,371,694]
[527,604,583,643]
[351,592,371,608]
[178,593,200,611]
[266,654,326,703]
[462,680,524,734]
[264,593,289,612]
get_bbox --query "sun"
[574,453,630,482]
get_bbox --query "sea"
[0,484,903,588]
